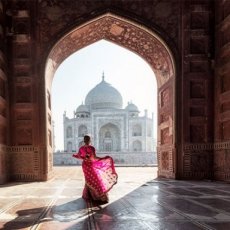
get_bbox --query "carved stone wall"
[178,0,215,180]
[157,78,175,178]
[38,0,180,48]
[3,0,179,182]
[214,0,230,181]
[7,146,40,181]
[0,0,8,184]
[5,0,49,182]
[1,0,229,183]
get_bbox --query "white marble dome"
[125,102,139,112]
[85,75,123,110]
[76,104,89,113]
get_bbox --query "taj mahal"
[54,74,157,166]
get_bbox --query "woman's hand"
[72,153,82,159]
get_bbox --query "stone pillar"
[6,0,53,181]
[0,0,8,184]
[179,0,215,179]
[214,0,230,181]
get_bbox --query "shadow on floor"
[2,198,90,230]
[2,178,230,230]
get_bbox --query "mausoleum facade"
[63,75,155,158]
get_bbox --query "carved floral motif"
[214,151,225,172]
[160,88,170,107]
[161,127,169,145]
[38,0,179,44]
[190,125,205,143]
[47,15,174,87]
[190,151,212,172]
[16,128,32,145]
[161,151,169,170]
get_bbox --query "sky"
[52,40,157,151]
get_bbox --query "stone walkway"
[0,166,230,230]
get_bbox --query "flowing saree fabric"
[73,145,118,202]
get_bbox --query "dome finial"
[102,71,105,81]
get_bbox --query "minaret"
[102,71,105,81]
[63,111,66,121]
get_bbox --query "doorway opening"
[44,13,176,180]
[51,39,158,171]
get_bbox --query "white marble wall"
[53,151,157,166]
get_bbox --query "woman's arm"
[72,147,84,159]
[72,152,82,159]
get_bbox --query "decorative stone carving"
[16,85,31,103]
[47,91,51,109]
[16,127,32,145]
[7,0,227,183]
[8,146,40,181]
[98,119,123,131]
[38,0,179,44]
[214,150,225,172]
[183,152,191,172]
[16,111,32,120]
[190,125,205,143]
[40,10,176,179]
[14,65,30,77]
[190,37,207,54]
[13,44,30,59]
[161,127,169,145]
[160,113,169,123]
[190,81,205,99]
[47,15,174,87]
[184,142,230,151]
[15,77,31,84]
[190,151,212,172]
[160,88,170,107]
[191,12,209,30]
[184,141,230,179]
[161,151,169,170]
[190,61,209,73]
[14,21,29,34]
[190,107,205,117]
[48,129,52,147]
[214,0,230,182]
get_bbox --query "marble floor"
[0,166,230,230]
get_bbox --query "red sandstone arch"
[44,13,176,178]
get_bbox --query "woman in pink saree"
[72,135,118,204]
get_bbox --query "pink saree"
[72,145,118,204]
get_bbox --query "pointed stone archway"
[44,13,176,179]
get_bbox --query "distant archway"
[99,123,121,152]
[133,140,142,152]
[44,13,176,178]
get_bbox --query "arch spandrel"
[47,14,175,88]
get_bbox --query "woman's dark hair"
[84,135,91,143]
